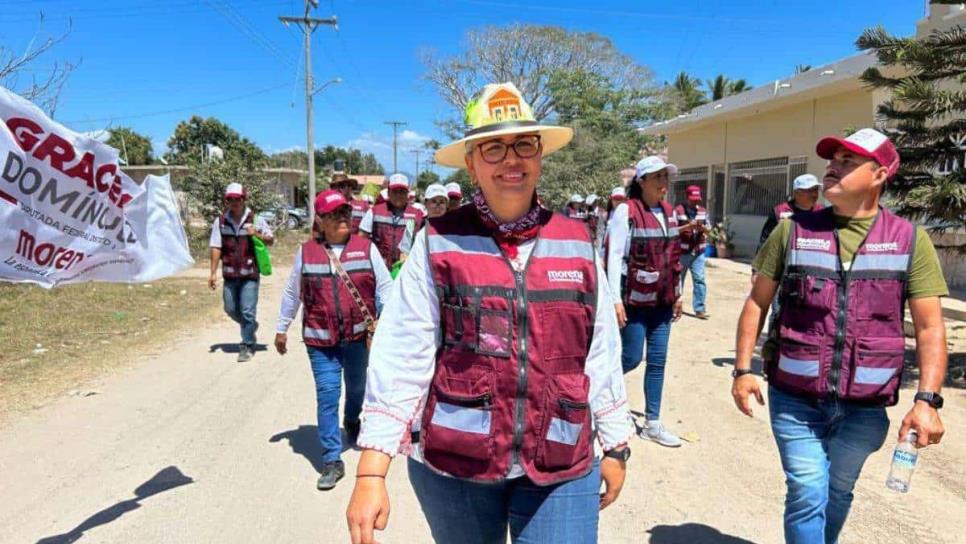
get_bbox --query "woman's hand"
[614,303,627,328]
[672,300,683,322]
[346,477,390,544]
[274,333,287,355]
[599,454,627,510]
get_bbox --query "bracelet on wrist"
[356,474,386,479]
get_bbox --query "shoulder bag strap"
[322,245,376,329]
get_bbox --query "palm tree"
[707,74,731,101]
[673,71,707,111]
[795,64,812,74]
[729,79,751,94]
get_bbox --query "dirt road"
[1,261,962,543]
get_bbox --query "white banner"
[0,86,194,287]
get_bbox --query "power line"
[205,0,295,68]
[62,82,289,125]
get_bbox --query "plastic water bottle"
[886,430,918,493]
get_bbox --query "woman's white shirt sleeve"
[606,202,629,303]
[276,251,303,334]
[357,228,439,456]
[370,244,394,311]
[359,209,374,234]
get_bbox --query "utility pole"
[412,148,421,182]
[280,0,337,224]
[384,120,406,174]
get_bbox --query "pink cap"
[224,182,245,199]
[686,185,702,201]
[816,128,899,177]
[388,173,410,190]
[314,189,350,215]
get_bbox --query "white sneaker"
[641,420,682,448]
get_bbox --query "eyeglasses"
[325,207,352,219]
[477,135,541,164]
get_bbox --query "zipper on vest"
[511,267,528,469]
[827,213,881,398]
[437,391,493,408]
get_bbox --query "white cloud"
[346,129,436,175]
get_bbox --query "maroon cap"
[816,128,900,177]
[686,185,702,201]
[314,189,350,216]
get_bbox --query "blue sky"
[1,0,925,174]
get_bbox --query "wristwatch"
[914,391,944,409]
[732,368,755,378]
[604,447,631,462]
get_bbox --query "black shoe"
[344,420,361,447]
[317,460,345,491]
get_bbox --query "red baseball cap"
[314,189,350,216]
[816,128,900,178]
[686,185,702,201]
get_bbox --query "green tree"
[416,170,441,191]
[857,15,966,242]
[423,24,654,136]
[180,154,281,224]
[166,116,266,169]
[106,127,153,165]
[672,71,707,112]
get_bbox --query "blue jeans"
[408,457,600,544]
[621,304,673,420]
[679,252,707,313]
[768,386,889,544]
[307,342,369,464]
[222,278,259,346]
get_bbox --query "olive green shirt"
[753,212,949,299]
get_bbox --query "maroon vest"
[624,200,682,308]
[673,203,708,254]
[774,200,824,221]
[370,202,424,265]
[300,235,377,347]
[769,207,914,405]
[421,205,597,485]
[219,211,258,280]
[350,199,369,235]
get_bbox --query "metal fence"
[711,164,725,224]
[669,166,708,206]
[726,156,805,216]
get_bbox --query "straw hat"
[435,82,573,168]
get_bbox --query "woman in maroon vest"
[606,156,685,448]
[274,190,393,491]
[346,82,632,544]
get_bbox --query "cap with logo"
[314,189,350,215]
[585,194,598,206]
[224,182,245,199]
[569,193,584,205]
[686,185,702,201]
[435,82,573,168]
[634,156,678,180]
[445,182,463,198]
[425,183,448,201]
[610,186,626,200]
[388,173,410,190]
[816,128,900,177]
[793,174,821,191]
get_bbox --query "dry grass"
[0,228,305,423]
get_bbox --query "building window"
[711,164,725,224]
[727,157,793,216]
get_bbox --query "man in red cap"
[330,173,369,235]
[275,189,392,491]
[732,129,949,543]
[358,173,424,266]
[674,185,711,319]
[208,182,274,362]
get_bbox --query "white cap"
[445,182,463,198]
[425,183,448,200]
[634,156,678,179]
[388,173,410,190]
[408,190,416,199]
[224,182,245,198]
[610,186,626,199]
[569,193,584,204]
[793,174,821,191]
[585,194,598,206]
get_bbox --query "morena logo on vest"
[547,270,584,284]
[796,238,832,251]
[865,242,899,252]
[344,251,366,259]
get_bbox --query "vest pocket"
[846,336,904,402]
[772,334,823,396]
[536,374,592,472]
[478,308,512,358]
[423,374,494,463]
[540,304,591,363]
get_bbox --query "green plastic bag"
[390,260,403,280]
[252,237,273,276]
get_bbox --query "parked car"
[257,206,308,230]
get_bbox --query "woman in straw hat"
[346,82,632,544]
